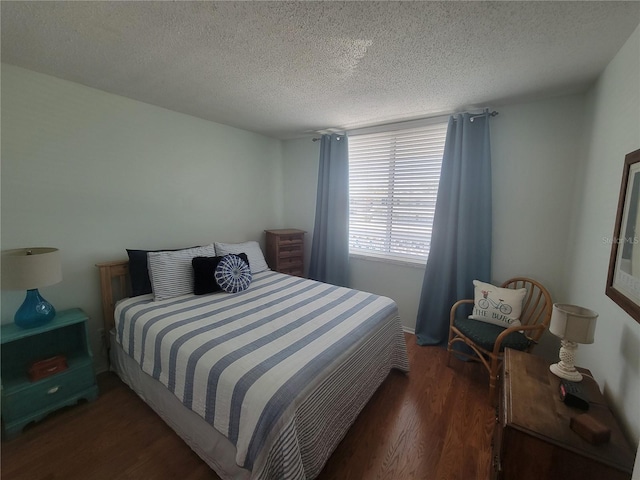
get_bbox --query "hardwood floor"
[1,335,494,480]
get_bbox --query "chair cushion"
[454,317,532,352]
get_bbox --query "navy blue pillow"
[127,247,197,297]
[215,254,253,293]
[192,253,249,295]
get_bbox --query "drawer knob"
[47,386,60,394]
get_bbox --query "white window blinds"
[348,121,448,263]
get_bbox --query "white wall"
[281,138,320,275]
[491,95,585,298]
[1,64,284,371]
[565,24,640,444]
[490,94,586,359]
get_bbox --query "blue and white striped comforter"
[115,271,409,480]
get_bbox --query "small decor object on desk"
[1,247,62,328]
[28,355,68,382]
[549,303,598,382]
[570,413,612,445]
[559,379,589,410]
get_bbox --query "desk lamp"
[549,303,598,382]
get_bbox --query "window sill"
[349,252,426,269]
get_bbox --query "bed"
[97,258,409,480]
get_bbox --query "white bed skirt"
[110,330,251,480]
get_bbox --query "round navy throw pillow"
[214,254,252,293]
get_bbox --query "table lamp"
[2,247,62,328]
[549,303,598,382]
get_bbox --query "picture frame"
[606,148,640,324]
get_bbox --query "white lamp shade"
[549,303,598,344]
[2,247,62,290]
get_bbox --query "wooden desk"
[491,348,635,480]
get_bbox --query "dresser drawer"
[276,233,304,246]
[2,361,95,420]
[277,243,303,259]
[277,256,302,268]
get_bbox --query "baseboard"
[402,326,416,335]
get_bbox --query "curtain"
[308,133,350,286]
[416,112,492,346]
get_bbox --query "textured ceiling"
[2,1,639,139]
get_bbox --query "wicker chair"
[447,277,553,403]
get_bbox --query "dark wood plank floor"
[1,335,494,479]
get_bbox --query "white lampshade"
[2,248,62,290]
[549,303,598,344]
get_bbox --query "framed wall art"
[606,148,640,324]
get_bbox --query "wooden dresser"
[265,229,305,277]
[492,348,634,480]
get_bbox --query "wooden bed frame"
[95,260,130,344]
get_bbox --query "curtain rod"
[469,110,499,122]
[312,135,345,142]
[312,110,498,140]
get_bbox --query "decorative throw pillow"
[214,254,253,293]
[214,241,268,274]
[469,280,527,328]
[147,244,217,301]
[192,253,249,295]
[127,246,197,297]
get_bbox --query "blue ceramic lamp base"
[14,289,56,329]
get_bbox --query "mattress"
[113,270,409,480]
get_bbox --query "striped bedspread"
[115,271,409,480]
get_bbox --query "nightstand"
[265,229,306,276]
[1,308,99,440]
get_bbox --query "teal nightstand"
[1,308,99,440]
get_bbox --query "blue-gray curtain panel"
[308,133,350,287]
[416,112,492,346]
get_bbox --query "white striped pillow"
[148,244,216,301]
[214,241,269,274]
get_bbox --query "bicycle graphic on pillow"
[478,290,513,315]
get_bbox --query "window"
[348,120,448,264]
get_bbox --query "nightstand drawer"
[2,361,95,420]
